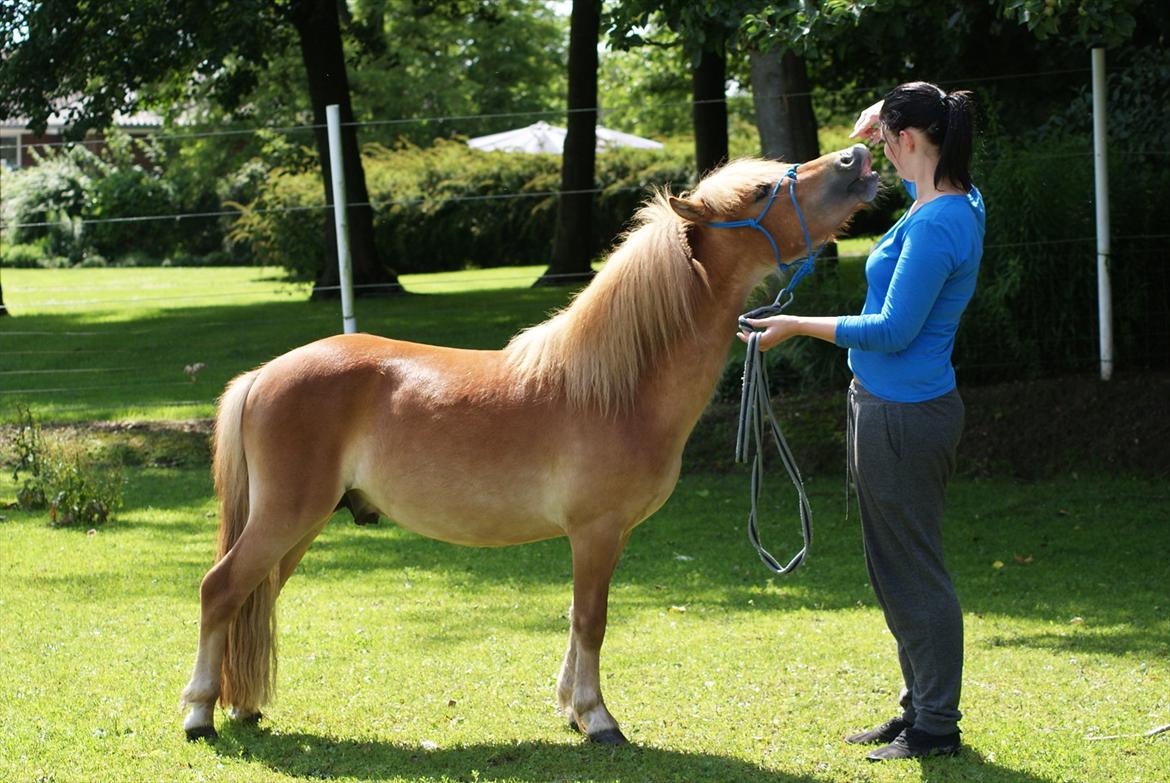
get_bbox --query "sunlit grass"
[1,465,1166,782]
[1,266,579,422]
[2,260,1167,782]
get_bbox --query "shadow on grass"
[78,464,1169,657]
[210,725,1060,783]
[9,278,1169,647]
[980,628,1170,658]
[2,285,577,424]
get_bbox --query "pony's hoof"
[230,709,263,725]
[567,718,582,733]
[185,725,219,742]
[588,728,628,745]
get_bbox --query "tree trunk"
[289,0,402,299]
[749,48,837,270]
[0,272,6,316]
[535,0,600,288]
[749,48,820,163]
[692,41,729,177]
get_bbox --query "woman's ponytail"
[937,90,975,192]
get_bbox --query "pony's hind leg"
[182,500,333,739]
[182,527,288,739]
[565,521,630,744]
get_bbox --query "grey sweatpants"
[847,379,965,736]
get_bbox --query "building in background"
[0,108,163,170]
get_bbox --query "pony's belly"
[366,490,565,547]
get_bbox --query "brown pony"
[181,145,880,743]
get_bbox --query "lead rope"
[735,326,813,573]
[725,164,823,575]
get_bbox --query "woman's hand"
[738,315,801,352]
[850,100,884,145]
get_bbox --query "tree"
[743,1,1155,125]
[748,49,817,162]
[289,0,399,298]
[691,36,729,176]
[607,2,755,176]
[535,0,601,287]
[597,43,691,138]
[341,0,567,144]
[0,0,399,297]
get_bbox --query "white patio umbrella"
[467,121,663,154]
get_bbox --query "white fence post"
[326,104,357,335]
[1091,48,1113,381]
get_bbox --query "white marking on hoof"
[228,707,262,723]
[183,702,215,734]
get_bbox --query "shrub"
[44,454,123,528]
[225,166,326,278]
[8,405,124,528]
[11,404,50,511]
[0,146,107,261]
[955,45,1170,382]
[88,167,179,259]
[0,240,50,268]
[227,139,695,276]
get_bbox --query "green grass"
[0,255,878,424]
[3,264,1166,781]
[1,266,578,422]
[1,466,1166,782]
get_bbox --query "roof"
[0,106,164,133]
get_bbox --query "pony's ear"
[669,196,713,223]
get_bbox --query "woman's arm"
[836,219,958,352]
[738,315,839,352]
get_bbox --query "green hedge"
[229,139,696,276]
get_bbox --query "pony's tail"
[212,370,278,711]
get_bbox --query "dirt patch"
[685,371,1170,480]
[0,419,213,472]
[3,373,1166,481]
[956,371,1170,479]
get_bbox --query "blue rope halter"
[703,163,824,576]
[704,163,825,321]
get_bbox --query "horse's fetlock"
[571,686,602,717]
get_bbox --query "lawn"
[2,264,1166,782]
[1,266,577,422]
[1,252,874,423]
[1,466,1166,783]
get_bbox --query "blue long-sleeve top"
[835,182,985,402]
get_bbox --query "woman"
[740,82,984,761]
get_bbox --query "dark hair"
[879,81,975,192]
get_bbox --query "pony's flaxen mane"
[505,158,785,414]
[504,193,696,415]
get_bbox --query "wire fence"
[3,62,1168,415]
[4,246,1166,406]
[0,65,1097,153]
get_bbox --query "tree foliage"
[0,0,283,135]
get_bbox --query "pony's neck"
[640,229,771,436]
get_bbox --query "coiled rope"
[708,164,823,574]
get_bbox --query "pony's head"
[668,145,880,268]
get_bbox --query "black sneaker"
[844,716,911,745]
[866,726,961,761]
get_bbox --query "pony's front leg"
[555,606,579,730]
[566,522,629,745]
